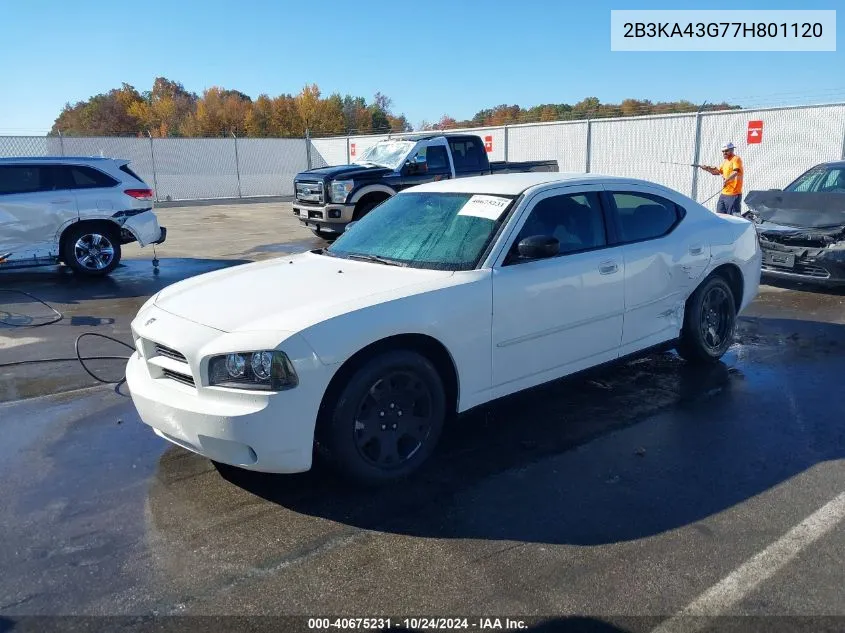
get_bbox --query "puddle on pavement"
[0,258,250,304]
[247,239,325,255]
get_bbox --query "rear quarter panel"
[700,212,762,313]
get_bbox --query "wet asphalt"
[0,202,844,632]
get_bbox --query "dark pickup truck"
[292,133,558,235]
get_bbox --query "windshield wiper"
[346,253,406,267]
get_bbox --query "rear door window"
[448,138,486,173]
[0,165,53,195]
[67,166,118,189]
[607,191,683,243]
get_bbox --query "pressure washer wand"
[659,161,702,167]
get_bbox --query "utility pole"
[690,101,708,202]
[147,131,159,202]
[232,132,242,198]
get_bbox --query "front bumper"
[760,244,845,286]
[292,202,355,233]
[126,307,331,473]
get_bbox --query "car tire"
[676,275,737,364]
[352,198,383,221]
[319,350,447,485]
[61,224,122,276]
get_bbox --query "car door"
[397,139,454,189]
[491,185,625,388]
[604,189,711,356]
[59,164,120,217]
[448,137,489,178]
[0,164,77,261]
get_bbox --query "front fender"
[297,272,493,412]
[349,184,396,205]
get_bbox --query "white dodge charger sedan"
[127,173,761,483]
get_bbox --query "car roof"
[406,172,663,196]
[821,160,845,168]
[379,133,479,143]
[0,156,125,164]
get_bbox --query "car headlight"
[208,350,298,391]
[329,179,354,203]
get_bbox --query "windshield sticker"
[457,195,511,221]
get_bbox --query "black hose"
[2,289,135,385]
[700,188,724,205]
[0,288,63,327]
[74,332,134,384]
[0,356,130,368]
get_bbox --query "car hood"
[153,252,454,333]
[296,164,393,181]
[745,190,845,229]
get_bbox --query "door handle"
[598,261,619,275]
[50,199,72,204]
[689,245,704,256]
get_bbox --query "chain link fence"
[2,103,844,204]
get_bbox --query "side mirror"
[517,235,559,260]
[404,155,426,174]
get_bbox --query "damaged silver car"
[744,160,845,286]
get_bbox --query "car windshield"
[325,192,516,271]
[353,141,415,170]
[784,166,828,192]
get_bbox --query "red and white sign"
[350,143,356,157]
[484,135,493,153]
[747,120,763,144]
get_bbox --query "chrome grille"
[794,263,830,278]
[155,343,186,362]
[162,369,195,387]
[295,180,324,203]
[762,263,831,279]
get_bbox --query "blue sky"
[0,0,842,133]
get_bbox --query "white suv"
[0,157,166,276]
